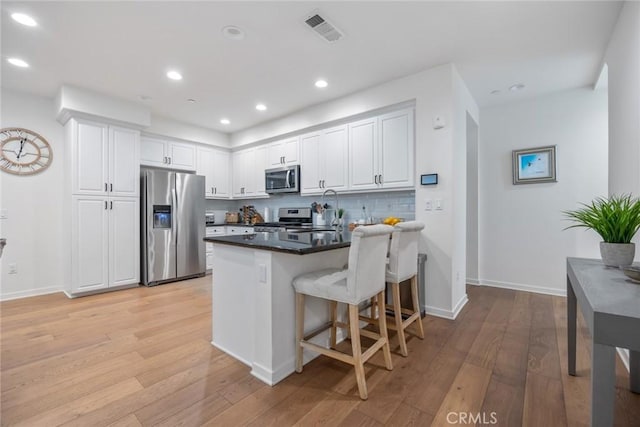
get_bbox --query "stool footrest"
[303,321,333,341]
[300,340,354,365]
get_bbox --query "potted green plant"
[564,194,640,267]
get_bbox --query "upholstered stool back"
[386,221,425,284]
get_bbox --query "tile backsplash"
[206,190,415,224]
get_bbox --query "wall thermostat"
[421,174,438,185]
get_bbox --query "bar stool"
[385,221,425,356]
[292,224,394,400]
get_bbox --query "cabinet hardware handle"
[379,175,383,184]
[163,156,166,164]
[110,201,113,210]
[105,200,108,210]
[374,175,378,184]
[214,187,217,194]
[110,183,113,192]
[104,183,108,191]
[318,180,321,188]
[168,157,172,165]
[322,180,325,188]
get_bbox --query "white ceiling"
[1,1,621,133]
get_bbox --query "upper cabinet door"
[254,145,268,196]
[378,109,414,189]
[300,132,322,194]
[268,137,299,166]
[72,120,109,195]
[109,127,140,197]
[196,147,216,198]
[348,117,378,191]
[169,142,196,171]
[140,137,167,168]
[212,149,230,198]
[321,125,348,191]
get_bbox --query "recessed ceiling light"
[7,58,29,68]
[255,103,267,111]
[11,13,37,27]
[187,98,196,103]
[138,95,152,101]
[220,118,230,125]
[490,89,501,95]
[222,25,245,40]
[315,79,328,88]
[166,70,182,81]
[509,83,525,92]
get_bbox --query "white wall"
[606,1,640,254]
[145,115,230,148]
[1,89,66,299]
[479,88,608,295]
[604,1,639,371]
[466,113,479,284]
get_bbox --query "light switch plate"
[435,199,443,210]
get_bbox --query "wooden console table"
[566,257,640,426]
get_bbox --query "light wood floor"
[1,277,638,426]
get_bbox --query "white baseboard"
[424,294,469,320]
[0,286,62,301]
[466,278,480,286]
[617,348,630,372]
[210,341,252,367]
[478,279,566,297]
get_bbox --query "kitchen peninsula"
[205,229,352,385]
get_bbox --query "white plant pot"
[599,242,635,267]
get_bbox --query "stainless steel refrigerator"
[141,169,205,286]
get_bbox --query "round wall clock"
[0,127,53,175]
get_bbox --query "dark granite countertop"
[204,229,352,255]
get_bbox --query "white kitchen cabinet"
[232,147,268,199]
[349,117,379,191]
[300,126,348,195]
[70,120,140,197]
[349,109,414,190]
[140,136,196,171]
[197,147,230,199]
[268,137,299,166]
[254,145,268,196]
[232,149,253,197]
[71,195,139,294]
[378,109,414,189]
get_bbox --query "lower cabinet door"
[109,197,140,287]
[71,196,109,293]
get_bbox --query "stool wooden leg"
[410,275,424,339]
[392,282,408,357]
[349,303,368,400]
[377,290,393,371]
[330,300,338,349]
[295,292,305,373]
[370,296,377,319]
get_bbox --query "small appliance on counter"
[225,212,239,223]
[141,169,205,286]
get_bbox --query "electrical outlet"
[425,199,432,211]
[0,209,7,219]
[8,263,17,274]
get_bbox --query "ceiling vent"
[304,10,344,43]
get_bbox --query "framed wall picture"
[512,145,557,185]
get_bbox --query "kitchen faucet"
[321,189,339,226]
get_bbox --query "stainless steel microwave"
[265,165,300,194]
